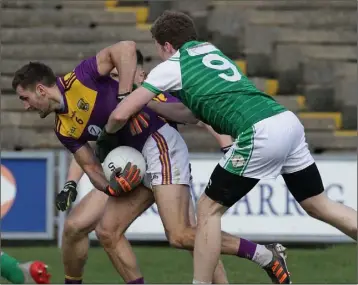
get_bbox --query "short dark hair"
[136,49,144,66]
[12,62,56,91]
[150,10,198,50]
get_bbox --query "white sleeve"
[142,59,182,95]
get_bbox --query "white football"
[102,146,147,182]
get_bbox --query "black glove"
[56,181,78,211]
[221,145,232,154]
[95,127,120,163]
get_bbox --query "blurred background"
[1,0,357,283]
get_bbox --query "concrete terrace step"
[2,0,106,9]
[274,44,356,94]
[1,59,81,76]
[250,78,279,96]
[212,0,356,10]
[298,112,342,131]
[2,42,159,60]
[305,131,357,151]
[1,111,55,128]
[2,9,136,28]
[245,26,357,55]
[274,95,305,113]
[2,27,152,44]
[245,26,356,77]
[1,95,24,111]
[247,9,356,29]
[106,6,149,24]
[302,60,356,85]
[1,128,61,150]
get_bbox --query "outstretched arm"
[197,122,233,152]
[105,86,157,133]
[147,101,199,124]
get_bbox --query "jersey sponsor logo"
[68,126,77,137]
[1,165,17,218]
[151,173,159,181]
[231,154,245,168]
[88,125,102,137]
[77,98,89,111]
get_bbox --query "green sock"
[1,251,25,284]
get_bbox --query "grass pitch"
[2,244,357,283]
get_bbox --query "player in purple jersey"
[12,43,157,284]
[11,45,233,284]
[13,42,288,284]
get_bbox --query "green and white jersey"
[142,41,286,138]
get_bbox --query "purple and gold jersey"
[54,56,167,153]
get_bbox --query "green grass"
[2,244,357,283]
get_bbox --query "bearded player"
[12,44,230,284]
[1,251,50,284]
[97,11,358,284]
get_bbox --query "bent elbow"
[118,41,136,52]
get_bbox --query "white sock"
[252,244,273,267]
[193,279,211,284]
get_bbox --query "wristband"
[64,180,77,189]
[117,92,131,101]
[220,145,232,154]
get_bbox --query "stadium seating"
[1,0,356,152]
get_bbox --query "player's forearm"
[147,101,199,124]
[105,111,128,134]
[109,41,137,94]
[82,164,109,193]
[66,156,85,183]
[198,122,233,148]
[73,145,109,193]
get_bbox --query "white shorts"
[219,111,315,179]
[142,124,191,188]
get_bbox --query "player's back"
[177,41,287,137]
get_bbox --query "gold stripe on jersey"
[57,72,97,139]
[152,93,168,102]
[65,72,77,91]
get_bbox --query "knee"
[63,218,85,240]
[95,224,120,249]
[166,228,192,249]
[197,194,224,221]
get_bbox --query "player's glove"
[129,112,150,136]
[95,127,120,163]
[56,180,78,211]
[105,162,141,196]
[221,145,232,154]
